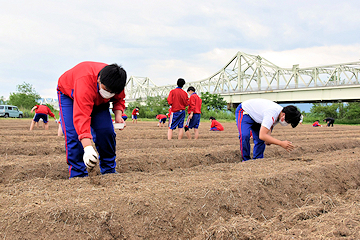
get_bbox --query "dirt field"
[1,119,360,239]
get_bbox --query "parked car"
[0,105,23,118]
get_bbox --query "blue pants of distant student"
[185,113,201,129]
[235,104,265,161]
[58,91,117,178]
[168,110,185,130]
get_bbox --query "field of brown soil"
[1,119,360,239]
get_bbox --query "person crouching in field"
[132,107,139,123]
[235,98,301,162]
[209,117,224,131]
[167,78,189,140]
[185,86,202,139]
[122,113,128,121]
[30,104,57,131]
[57,61,127,178]
[156,114,167,127]
[312,120,322,127]
[323,117,335,127]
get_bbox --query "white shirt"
[242,99,283,130]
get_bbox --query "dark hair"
[99,64,127,94]
[209,116,216,120]
[282,105,301,128]
[177,78,185,87]
[187,86,195,92]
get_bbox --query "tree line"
[2,82,360,124]
[304,102,360,124]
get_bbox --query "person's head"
[209,116,216,122]
[280,105,301,128]
[177,78,185,88]
[98,64,127,98]
[136,106,139,110]
[187,86,195,94]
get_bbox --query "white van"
[0,105,23,118]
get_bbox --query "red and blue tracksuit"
[235,104,265,161]
[132,108,139,119]
[33,105,55,123]
[57,61,125,178]
[210,120,224,131]
[122,113,128,121]
[185,92,202,129]
[156,114,167,123]
[167,87,189,129]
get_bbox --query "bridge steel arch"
[125,51,360,105]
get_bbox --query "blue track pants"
[58,91,117,178]
[235,104,265,161]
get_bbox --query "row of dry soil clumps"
[1,154,360,239]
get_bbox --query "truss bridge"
[125,51,360,106]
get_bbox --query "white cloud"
[257,45,360,68]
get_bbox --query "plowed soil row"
[1,119,360,239]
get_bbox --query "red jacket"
[35,105,55,118]
[188,93,202,114]
[211,120,224,131]
[312,121,321,127]
[167,87,189,112]
[132,108,139,115]
[156,114,167,120]
[57,61,125,140]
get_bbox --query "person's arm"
[112,91,126,125]
[167,91,173,106]
[114,109,125,124]
[188,96,195,119]
[30,106,37,113]
[259,126,294,151]
[47,107,57,120]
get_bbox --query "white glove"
[83,146,98,169]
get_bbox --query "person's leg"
[91,104,117,175]
[186,130,191,139]
[235,104,252,161]
[193,114,201,140]
[251,123,265,159]
[168,129,173,140]
[58,91,87,178]
[178,128,184,139]
[194,128,199,139]
[57,124,63,136]
[184,115,191,139]
[30,113,41,130]
[29,120,36,131]
[45,115,49,130]
[168,112,177,140]
[177,111,186,140]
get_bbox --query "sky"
[1,0,360,101]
